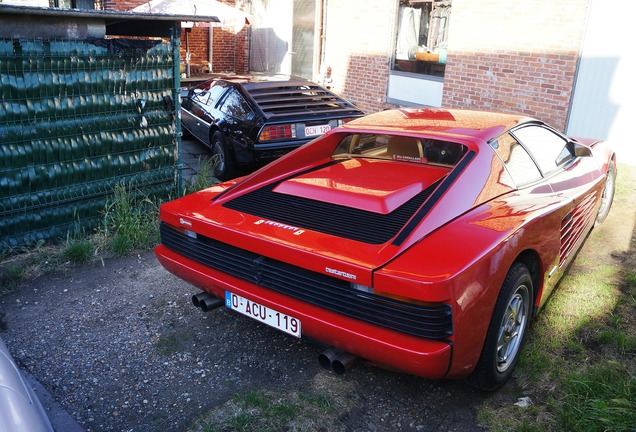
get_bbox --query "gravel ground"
[0,250,515,432]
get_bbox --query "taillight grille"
[259,124,296,142]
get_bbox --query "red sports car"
[155,108,616,390]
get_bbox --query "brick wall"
[322,1,396,114]
[105,0,248,75]
[443,0,590,130]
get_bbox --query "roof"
[343,108,533,143]
[0,4,218,38]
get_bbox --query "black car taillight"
[337,118,355,125]
[259,124,297,142]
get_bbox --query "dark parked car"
[180,76,365,180]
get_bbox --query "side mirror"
[571,141,592,157]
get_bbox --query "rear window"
[332,133,466,166]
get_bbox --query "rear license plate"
[305,124,331,136]
[225,291,301,338]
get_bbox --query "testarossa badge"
[254,219,305,236]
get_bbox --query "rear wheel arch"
[595,159,616,225]
[514,249,541,314]
[467,260,535,390]
[209,129,235,181]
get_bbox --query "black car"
[180,76,365,180]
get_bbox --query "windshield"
[332,133,466,166]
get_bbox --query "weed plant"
[102,183,161,254]
[64,228,94,264]
[0,265,25,296]
[184,157,218,194]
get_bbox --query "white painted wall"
[567,0,636,166]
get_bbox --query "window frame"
[509,124,574,176]
[391,0,452,80]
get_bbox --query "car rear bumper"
[233,140,308,167]
[155,244,453,379]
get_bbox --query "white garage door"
[567,0,636,166]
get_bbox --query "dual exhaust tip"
[192,292,224,312]
[192,292,360,374]
[318,347,359,375]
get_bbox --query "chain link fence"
[1,37,178,248]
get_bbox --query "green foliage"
[184,157,218,195]
[557,362,636,432]
[64,237,93,264]
[0,265,25,295]
[102,183,160,254]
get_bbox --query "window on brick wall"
[393,0,451,78]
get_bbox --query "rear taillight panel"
[258,124,297,142]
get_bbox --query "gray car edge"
[0,336,54,432]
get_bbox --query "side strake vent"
[222,178,442,245]
[559,192,597,267]
[160,223,453,340]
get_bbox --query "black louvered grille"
[160,223,453,339]
[244,81,362,119]
[222,178,441,245]
[559,192,597,267]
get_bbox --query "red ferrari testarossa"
[155,108,616,390]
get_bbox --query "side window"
[491,133,542,186]
[512,125,571,174]
[191,83,226,107]
[219,89,252,121]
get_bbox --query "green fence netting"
[0,38,177,248]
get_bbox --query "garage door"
[567,0,636,165]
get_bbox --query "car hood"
[161,150,509,286]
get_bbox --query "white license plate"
[305,124,331,136]
[225,291,301,338]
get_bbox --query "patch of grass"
[0,265,25,295]
[155,333,181,356]
[184,157,219,195]
[556,361,636,432]
[102,183,160,254]
[477,402,546,432]
[189,389,341,432]
[64,237,93,264]
[1,180,167,297]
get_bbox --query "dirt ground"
[1,163,634,432]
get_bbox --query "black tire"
[467,263,533,391]
[595,160,616,225]
[210,131,234,181]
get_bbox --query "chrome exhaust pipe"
[318,347,342,370]
[192,292,224,312]
[332,351,359,375]
[318,348,359,375]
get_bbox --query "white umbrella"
[132,0,250,76]
[132,0,249,34]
